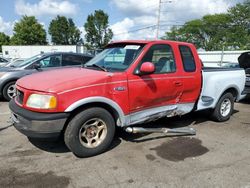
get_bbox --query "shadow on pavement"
[240,95,250,104]
[28,135,122,154]
[27,110,219,154]
[117,111,210,143]
[28,138,70,153]
[0,125,13,132]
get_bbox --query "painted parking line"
[0,112,11,115]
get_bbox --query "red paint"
[16,40,202,115]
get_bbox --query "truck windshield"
[84,44,144,72]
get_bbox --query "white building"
[2,45,87,59]
[198,50,248,67]
[1,45,249,67]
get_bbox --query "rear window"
[179,45,196,72]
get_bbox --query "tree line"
[1,1,249,52]
[0,10,113,52]
[163,0,250,50]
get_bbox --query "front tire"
[3,81,16,101]
[210,93,234,122]
[64,107,115,157]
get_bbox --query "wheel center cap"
[86,127,97,138]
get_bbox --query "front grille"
[16,90,24,105]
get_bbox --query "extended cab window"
[140,44,176,74]
[179,45,196,72]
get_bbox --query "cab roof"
[109,40,193,46]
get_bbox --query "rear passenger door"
[178,45,202,104]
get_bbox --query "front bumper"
[9,99,70,139]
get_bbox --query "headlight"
[26,94,57,109]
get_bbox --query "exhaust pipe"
[125,127,196,135]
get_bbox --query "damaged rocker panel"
[122,103,195,127]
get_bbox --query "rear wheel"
[64,107,115,157]
[3,81,16,101]
[210,93,234,122]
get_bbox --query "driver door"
[128,44,183,113]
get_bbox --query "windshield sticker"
[124,45,140,50]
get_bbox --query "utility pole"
[156,0,172,39]
[156,0,162,39]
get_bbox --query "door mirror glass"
[139,62,155,75]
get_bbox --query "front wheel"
[210,93,234,122]
[64,107,115,157]
[3,81,16,101]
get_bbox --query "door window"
[179,45,196,72]
[37,55,62,68]
[139,44,176,74]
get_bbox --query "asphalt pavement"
[0,99,250,188]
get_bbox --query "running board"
[125,127,196,135]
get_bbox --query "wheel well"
[222,88,238,101]
[62,102,120,132]
[2,80,17,91]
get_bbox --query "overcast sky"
[0,0,245,41]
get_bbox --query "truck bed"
[196,68,246,111]
[202,67,243,72]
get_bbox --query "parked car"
[238,51,250,94]
[221,62,240,68]
[4,58,26,67]
[9,40,245,157]
[0,57,9,67]
[0,52,93,101]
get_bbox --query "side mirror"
[33,63,41,70]
[139,62,155,75]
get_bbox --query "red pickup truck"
[9,40,246,157]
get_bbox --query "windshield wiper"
[85,64,107,72]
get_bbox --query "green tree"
[49,16,81,45]
[226,0,250,49]
[163,13,231,50]
[0,32,10,52]
[11,15,47,45]
[163,0,250,50]
[84,10,113,49]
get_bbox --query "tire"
[3,81,16,101]
[64,107,115,157]
[210,93,234,122]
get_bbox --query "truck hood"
[238,51,250,69]
[17,67,113,93]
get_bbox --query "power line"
[113,23,183,36]
[114,25,157,36]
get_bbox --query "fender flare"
[64,96,126,126]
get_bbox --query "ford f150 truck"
[9,40,246,157]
